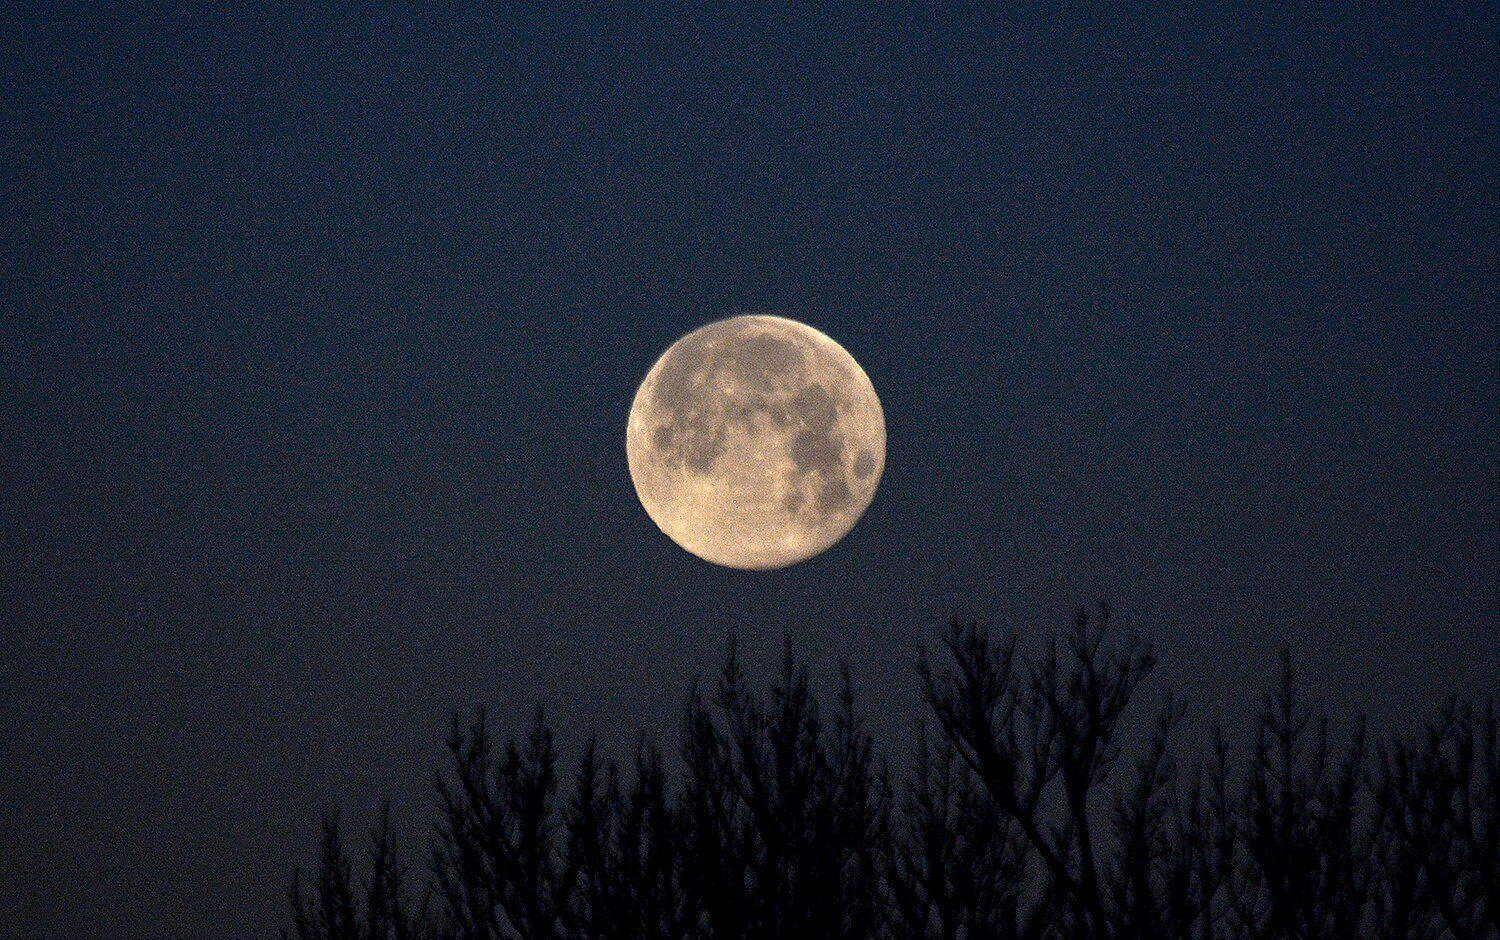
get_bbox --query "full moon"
[626,315,886,570]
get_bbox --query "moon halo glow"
[626,315,885,570]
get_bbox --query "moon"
[626,315,885,570]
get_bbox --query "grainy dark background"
[1,5,1495,939]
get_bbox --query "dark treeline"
[285,609,1498,940]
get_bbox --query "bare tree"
[920,607,1170,939]
[885,722,1040,939]
[679,639,888,939]
[560,742,690,939]
[286,805,431,940]
[1374,700,1500,940]
[1228,652,1377,939]
[1451,701,1499,938]
[285,611,1499,940]
[432,709,566,940]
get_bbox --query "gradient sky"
[2,5,1496,939]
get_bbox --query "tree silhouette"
[1372,700,1500,939]
[1226,652,1375,937]
[286,805,431,940]
[677,639,887,938]
[284,609,1499,939]
[885,726,1036,938]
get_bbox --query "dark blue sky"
[2,5,1496,939]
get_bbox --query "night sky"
[2,6,1497,939]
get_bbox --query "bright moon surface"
[626,315,886,570]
